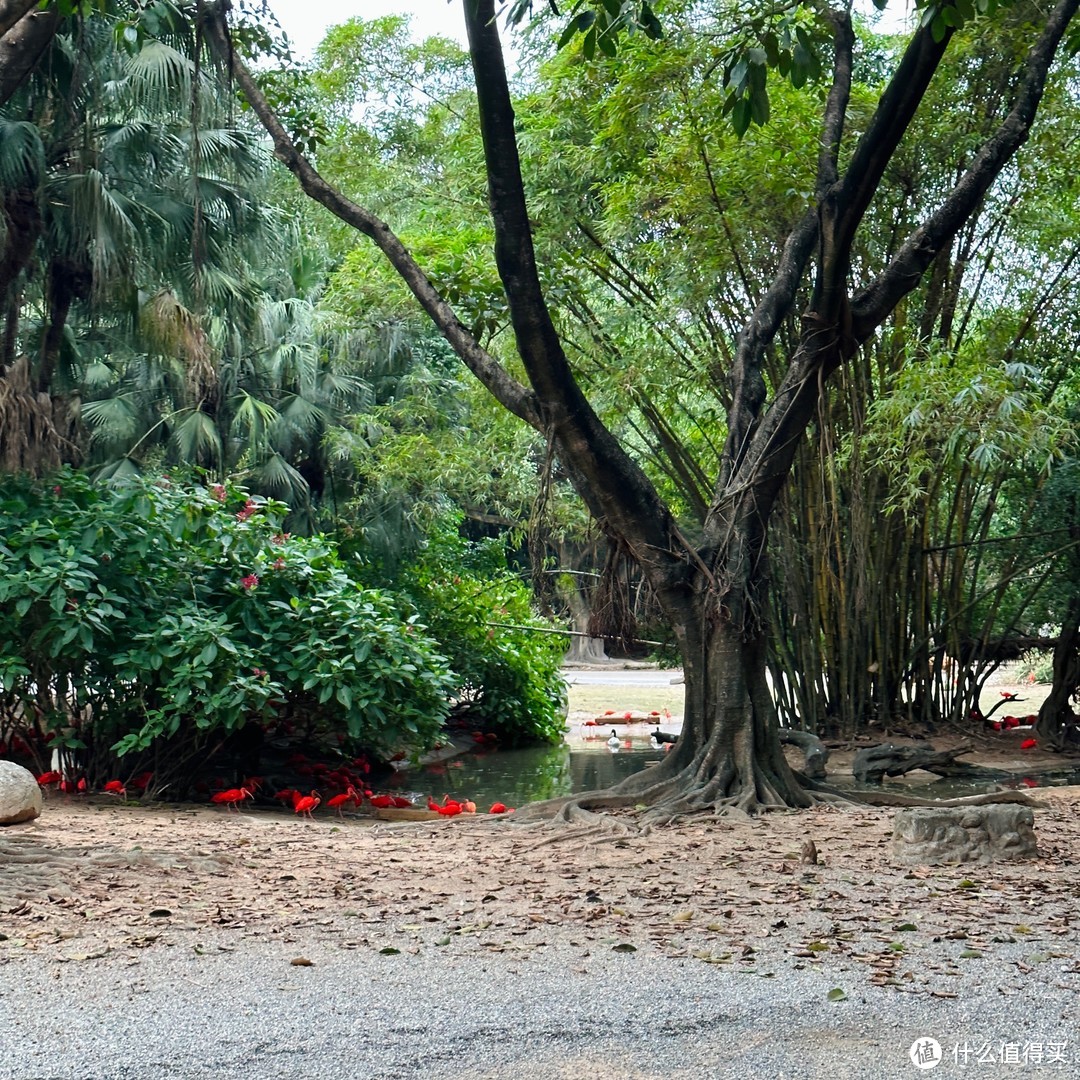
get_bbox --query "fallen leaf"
[290,956,313,966]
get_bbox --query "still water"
[390,744,666,809]
[387,741,1080,809]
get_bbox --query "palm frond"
[80,395,141,444]
[278,394,326,436]
[246,452,309,502]
[231,391,281,448]
[122,40,194,105]
[169,409,222,465]
[93,456,145,483]
[0,120,45,188]
[80,359,118,391]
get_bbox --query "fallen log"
[778,728,829,780]
[852,742,996,785]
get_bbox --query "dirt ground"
[3,745,1079,996]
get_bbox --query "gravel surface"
[3,785,1079,1080]
[2,936,1078,1079]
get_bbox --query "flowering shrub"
[0,471,452,787]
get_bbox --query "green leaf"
[731,97,752,138]
[557,11,596,49]
[749,86,770,127]
[827,988,848,1002]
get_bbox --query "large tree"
[203,0,1078,818]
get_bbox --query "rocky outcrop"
[0,760,42,825]
[891,805,1037,865]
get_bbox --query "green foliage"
[387,523,569,745]
[0,471,453,778]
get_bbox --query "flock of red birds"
[35,770,153,798]
[36,767,513,818]
[266,785,511,818]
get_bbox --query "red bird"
[211,786,253,811]
[36,770,62,788]
[489,802,509,814]
[293,790,321,819]
[390,796,412,809]
[272,788,297,804]
[128,771,153,794]
[369,794,395,809]
[103,780,126,797]
[1020,738,1038,750]
[326,786,360,818]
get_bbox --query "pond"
[388,741,667,809]
[387,737,1080,809]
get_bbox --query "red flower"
[236,498,258,521]
[240,574,259,590]
[271,532,291,544]
[251,667,268,677]
[210,484,227,502]
[272,557,286,570]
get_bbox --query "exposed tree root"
[511,765,1046,842]
[830,787,1046,809]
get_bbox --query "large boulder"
[0,760,42,825]
[891,804,1037,865]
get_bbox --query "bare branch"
[852,0,1080,339]
[200,1,542,430]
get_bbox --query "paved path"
[2,939,1076,1079]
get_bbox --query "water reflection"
[391,743,1080,810]
[394,744,666,809]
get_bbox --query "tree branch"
[200,1,541,430]
[852,0,1080,339]
[0,3,59,107]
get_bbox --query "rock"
[891,805,1037,865]
[0,760,42,825]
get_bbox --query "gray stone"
[0,760,42,825]
[891,804,1037,865]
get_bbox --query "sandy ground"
[2,771,1079,1000]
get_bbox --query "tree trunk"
[201,0,1080,818]
[1035,594,1080,750]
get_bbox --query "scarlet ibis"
[462,800,477,814]
[369,794,395,809]
[607,729,621,749]
[437,796,463,817]
[390,796,412,809]
[211,787,253,811]
[272,788,297,804]
[36,770,62,788]
[326,786,360,818]
[128,771,153,794]
[489,802,508,814]
[1020,738,1038,750]
[103,780,127,797]
[293,790,321,819]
